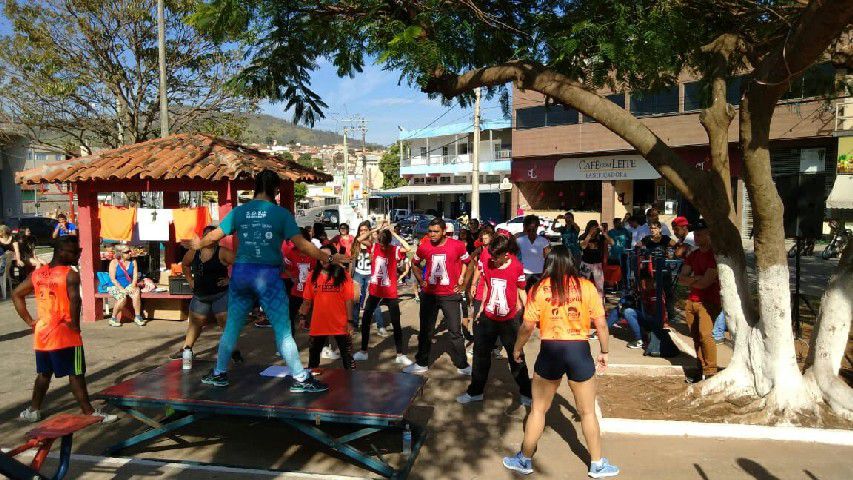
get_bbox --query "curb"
[600,417,853,446]
[603,364,686,377]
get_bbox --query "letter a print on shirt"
[486,278,510,317]
[429,254,450,286]
[371,256,390,286]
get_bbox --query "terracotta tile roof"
[16,133,332,185]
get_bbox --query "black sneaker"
[231,350,244,364]
[684,373,705,384]
[289,372,329,393]
[201,370,229,387]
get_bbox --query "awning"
[827,175,853,210]
[377,183,510,197]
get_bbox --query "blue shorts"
[534,341,595,382]
[35,346,86,378]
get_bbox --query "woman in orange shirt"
[298,245,357,370]
[503,245,620,478]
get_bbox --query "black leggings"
[308,334,355,369]
[361,296,404,353]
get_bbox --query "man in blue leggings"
[189,170,348,392]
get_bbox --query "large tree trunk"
[803,242,853,419]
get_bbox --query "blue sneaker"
[502,452,533,475]
[588,458,620,478]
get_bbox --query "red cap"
[671,216,689,227]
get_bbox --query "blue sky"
[260,58,508,146]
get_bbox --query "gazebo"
[16,133,331,322]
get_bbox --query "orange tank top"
[32,265,82,351]
[523,277,605,341]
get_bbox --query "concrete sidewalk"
[0,295,848,480]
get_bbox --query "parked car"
[397,213,431,237]
[412,217,462,240]
[3,216,59,245]
[315,207,340,229]
[495,215,559,242]
[390,208,411,222]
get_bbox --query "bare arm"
[592,313,609,370]
[12,276,35,328]
[52,226,60,239]
[189,227,226,250]
[455,263,468,293]
[468,264,481,298]
[219,247,236,266]
[678,264,694,286]
[291,234,348,265]
[412,259,425,288]
[181,249,196,291]
[390,230,411,253]
[514,320,536,362]
[517,287,527,307]
[66,269,82,332]
[692,267,719,289]
[108,260,119,286]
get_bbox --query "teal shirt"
[558,226,581,256]
[608,227,632,261]
[219,199,300,266]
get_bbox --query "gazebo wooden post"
[163,191,180,268]
[76,182,102,322]
[279,180,295,211]
[217,180,238,220]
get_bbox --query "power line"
[401,105,457,138]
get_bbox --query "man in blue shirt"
[607,218,632,265]
[188,170,348,393]
[52,214,78,238]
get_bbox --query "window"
[458,141,469,155]
[419,146,427,158]
[629,86,679,116]
[516,104,580,129]
[684,77,743,111]
[516,106,548,129]
[442,146,449,158]
[584,93,626,123]
[439,176,451,184]
[782,62,835,100]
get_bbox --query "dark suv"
[3,216,59,245]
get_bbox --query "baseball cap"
[693,218,709,231]
[671,216,689,228]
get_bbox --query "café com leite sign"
[554,155,661,180]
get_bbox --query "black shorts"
[35,346,86,378]
[534,341,594,382]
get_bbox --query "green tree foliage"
[380,142,406,189]
[0,0,253,151]
[294,182,308,200]
[297,153,313,166]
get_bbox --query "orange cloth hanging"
[172,207,212,241]
[99,205,136,242]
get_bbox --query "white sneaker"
[321,347,341,360]
[353,351,369,361]
[91,409,118,424]
[395,354,413,366]
[108,318,121,327]
[403,363,428,374]
[466,347,474,358]
[134,316,147,327]
[456,392,484,404]
[493,347,503,358]
[457,365,473,376]
[377,327,388,337]
[19,407,41,423]
[520,395,532,407]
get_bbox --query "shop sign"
[554,155,660,180]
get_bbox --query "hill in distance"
[239,113,383,148]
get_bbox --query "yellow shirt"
[524,277,604,340]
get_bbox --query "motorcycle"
[787,237,815,258]
[821,220,851,260]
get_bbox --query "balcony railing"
[403,149,512,168]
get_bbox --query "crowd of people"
[8,168,729,479]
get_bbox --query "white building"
[382,119,513,223]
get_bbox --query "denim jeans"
[712,311,727,341]
[606,307,643,342]
[352,272,383,328]
[215,264,303,379]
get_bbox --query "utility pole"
[342,128,350,205]
[157,0,169,138]
[471,87,481,220]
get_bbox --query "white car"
[495,215,556,240]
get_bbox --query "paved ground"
[0,290,849,480]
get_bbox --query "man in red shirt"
[678,220,721,383]
[406,218,471,375]
[458,234,532,405]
